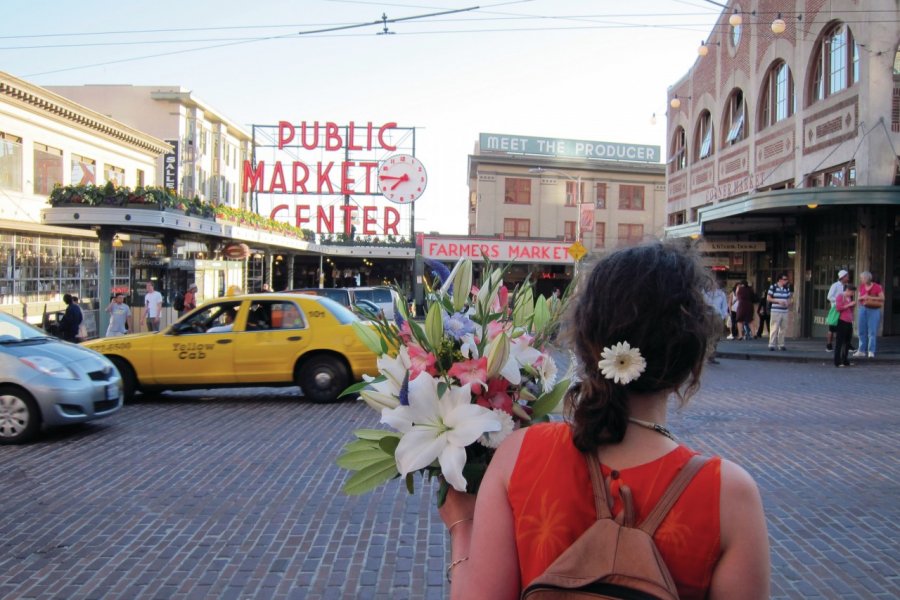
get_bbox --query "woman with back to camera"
[439,241,770,600]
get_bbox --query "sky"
[2,0,724,235]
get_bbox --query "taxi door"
[149,301,240,385]
[234,299,311,384]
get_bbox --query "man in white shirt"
[704,281,729,364]
[825,270,849,351]
[144,282,163,332]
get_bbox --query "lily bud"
[451,258,473,312]
[532,296,550,333]
[352,321,385,355]
[485,332,510,378]
[476,268,504,309]
[425,303,444,350]
[360,389,400,411]
[512,288,534,328]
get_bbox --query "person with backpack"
[439,241,770,599]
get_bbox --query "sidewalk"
[714,334,900,363]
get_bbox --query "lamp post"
[528,166,583,242]
[529,166,586,277]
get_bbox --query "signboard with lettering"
[422,236,574,265]
[479,133,660,164]
[698,241,766,252]
[164,139,179,193]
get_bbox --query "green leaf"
[342,457,400,495]
[512,287,534,328]
[530,377,571,421]
[340,377,383,398]
[342,439,381,453]
[353,427,397,441]
[405,472,415,495]
[437,380,449,399]
[336,447,393,470]
[352,321,385,355]
[378,435,400,455]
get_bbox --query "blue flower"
[444,312,476,340]
[424,258,453,292]
[399,371,410,406]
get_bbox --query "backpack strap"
[638,454,710,536]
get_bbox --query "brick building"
[665,0,900,338]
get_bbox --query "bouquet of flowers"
[337,256,571,504]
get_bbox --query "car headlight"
[19,356,79,380]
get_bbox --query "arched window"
[760,61,795,129]
[694,111,714,162]
[723,89,747,145]
[810,22,859,103]
[670,127,686,172]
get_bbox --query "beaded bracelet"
[446,556,469,583]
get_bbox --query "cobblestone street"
[1,359,898,599]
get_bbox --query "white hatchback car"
[0,311,123,444]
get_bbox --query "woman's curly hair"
[560,240,719,453]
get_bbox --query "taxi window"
[176,301,241,334]
[267,301,307,330]
[370,288,393,303]
[315,296,359,324]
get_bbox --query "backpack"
[173,293,185,312]
[522,453,709,600]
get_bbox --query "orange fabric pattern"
[508,422,722,600]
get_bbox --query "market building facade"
[460,132,666,293]
[665,0,900,338]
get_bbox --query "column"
[97,227,114,336]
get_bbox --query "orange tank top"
[508,422,722,600]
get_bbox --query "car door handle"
[287,336,303,341]
[217,339,233,344]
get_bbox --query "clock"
[378,154,427,204]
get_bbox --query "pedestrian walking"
[833,285,856,367]
[766,273,792,351]
[704,280,728,364]
[754,281,770,338]
[144,282,163,332]
[854,271,884,358]
[105,292,132,337]
[826,270,849,351]
[736,280,755,340]
[727,283,740,339]
[58,293,82,342]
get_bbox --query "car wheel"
[297,355,349,403]
[109,357,137,404]
[0,385,41,445]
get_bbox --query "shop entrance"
[806,213,856,339]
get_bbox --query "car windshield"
[0,311,52,342]
[370,288,394,303]
[316,297,359,324]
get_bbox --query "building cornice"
[0,71,172,156]
[468,153,665,180]
[149,90,252,141]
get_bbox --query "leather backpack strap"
[638,455,709,535]
[585,453,613,520]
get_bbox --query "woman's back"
[508,422,720,600]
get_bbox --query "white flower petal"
[380,405,414,433]
[597,342,646,385]
[439,443,469,492]
[445,404,501,447]
[394,428,446,476]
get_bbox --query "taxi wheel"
[109,357,137,404]
[0,385,41,445]
[297,356,349,403]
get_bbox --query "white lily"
[358,348,410,412]
[380,373,502,492]
[499,335,543,385]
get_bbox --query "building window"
[504,177,531,204]
[594,222,606,248]
[503,218,530,238]
[595,183,607,209]
[618,223,644,246]
[670,127,686,172]
[564,221,576,241]
[695,110,714,161]
[691,202,713,222]
[104,164,125,187]
[33,143,63,195]
[0,132,24,192]
[136,169,145,188]
[71,154,96,186]
[618,185,645,210]
[723,89,746,145]
[760,61,794,129]
[807,161,856,188]
[811,23,859,103]
[668,211,687,226]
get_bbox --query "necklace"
[628,417,676,441]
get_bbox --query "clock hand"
[389,173,410,190]
[379,175,404,180]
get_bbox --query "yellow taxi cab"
[81,293,378,403]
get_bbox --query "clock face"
[378,154,427,204]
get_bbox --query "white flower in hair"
[597,341,646,385]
